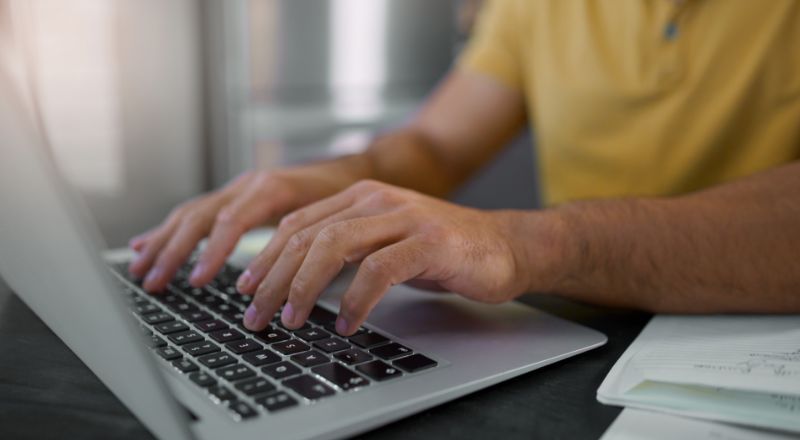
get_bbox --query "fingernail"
[244,304,258,328]
[335,317,348,335]
[281,303,295,327]
[189,263,206,282]
[236,270,252,291]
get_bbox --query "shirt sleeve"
[457,0,525,91]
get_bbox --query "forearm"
[520,162,800,313]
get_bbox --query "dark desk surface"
[0,277,650,440]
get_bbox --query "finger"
[336,238,432,335]
[142,214,214,292]
[189,184,281,287]
[241,204,376,331]
[129,230,153,252]
[282,213,409,329]
[236,186,363,294]
[128,218,180,278]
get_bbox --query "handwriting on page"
[630,318,800,395]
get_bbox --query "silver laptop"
[0,65,607,439]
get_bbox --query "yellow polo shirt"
[460,0,800,206]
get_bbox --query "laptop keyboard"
[110,262,439,421]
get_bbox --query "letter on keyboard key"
[283,375,335,400]
[195,319,228,333]
[356,360,403,381]
[209,328,244,343]
[198,352,236,369]
[217,364,255,382]
[225,339,262,354]
[228,400,258,421]
[156,346,182,361]
[189,371,217,388]
[242,349,280,367]
[143,312,173,325]
[369,342,412,360]
[272,339,310,355]
[171,358,199,373]
[261,361,300,380]
[183,340,220,357]
[290,350,328,368]
[311,363,370,390]
[255,391,298,413]
[155,321,189,335]
[168,330,203,345]
[234,377,276,396]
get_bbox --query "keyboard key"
[242,349,281,367]
[283,375,335,400]
[156,294,182,305]
[349,332,389,349]
[393,354,437,373]
[221,310,245,324]
[294,328,330,342]
[313,338,351,353]
[156,346,182,361]
[276,321,312,332]
[143,312,173,325]
[195,320,228,333]
[334,349,373,365]
[135,303,161,316]
[369,342,412,360]
[228,400,258,420]
[145,335,167,348]
[307,305,337,325]
[168,330,203,346]
[323,323,366,336]
[272,339,310,355]
[197,293,223,308]
[181,311,212,323]
[169,302,198,314]
[290,350,328,368]
[228,294,253,306]
[234,377,276,396]
[209,329,244,343]
[255,391,298,413]
[262,361,301,380]
[183,340,220,357]
[254,327,290,344]
[155,321,189,335]
[225,339,263,354]
[312,363,370,390]
[212,302,238,315]
[198,352,236,369]
[356,360,402,381]
[208,385,236,403]
[188,371,217,388]
[171,358,199,373]
[217,364,255,382]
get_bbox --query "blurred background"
[1,0,538,247]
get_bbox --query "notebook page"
[630,316,800,395]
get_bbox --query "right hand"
[128,169,335,292]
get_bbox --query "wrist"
[494,208,580,295]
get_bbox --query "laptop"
[0,65,607,439]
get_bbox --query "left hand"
[236,180,551,335]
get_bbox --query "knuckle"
[253,170,276,188]
[286,230,311,254]
[278,211,302,231]
[317,224,344,247]
[215,208,242,230]
[361,256,392,281]
[339,300,365,321]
